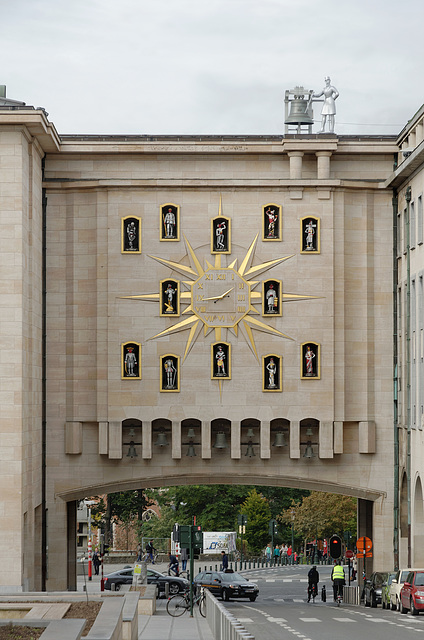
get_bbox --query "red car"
[400,570,424,615]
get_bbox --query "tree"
[240,489,271,554]
[90,490,152,549]
[279,492,357,542]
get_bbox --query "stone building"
[0,87,419,590]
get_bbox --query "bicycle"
[166,588,206,617]
[333,580,344,606]
[142,552,159,564]
[307,582,318,603]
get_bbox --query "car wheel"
[364,593,370,607]
[371,592,377,608]
[115,583,121,592]
[382,598,385,610]
[400,599,408,614]
[169,582,180,596]
[249,595,257,602]
[391,600,396,611]
[397,597,401,611]
[411,598,419,616]
[222,589,230,602]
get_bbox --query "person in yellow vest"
[331,560,345,601]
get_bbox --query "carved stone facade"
[0,102,419,591]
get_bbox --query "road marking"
[293,599,304,602]
[299,618,321,622]
[266,579,276,582]
[267,617,287,623]
[237,618,253,623]
[332,617,356,622]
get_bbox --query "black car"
[103,566,189,595]
[363,571,390,607]
[193,569,259,602]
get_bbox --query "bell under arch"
[413,475,424,566]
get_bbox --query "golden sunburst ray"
[119,293,160,301]
[148,315,199,340]
[243,315,294,340]
[243,255,294,279]
[183,320,202,362]
[238,234,258,276]
[183,235,204,277]
[281,292,323,301]
[148,254,198,279]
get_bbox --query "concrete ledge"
[137,585,156,615]
[122,592,139,640]
[41,619,86,640]
[86,597,123,640]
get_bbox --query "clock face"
[191,267,250,328]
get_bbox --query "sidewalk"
[77,563,214,639]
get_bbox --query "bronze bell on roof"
[285,95,315,127]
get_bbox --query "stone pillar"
[108,421,122,459]
[142,422,152,459]
[319,421,334,458]
[290,421,300,459]
[201,422,211,459]
[357,499,373,577]
[333,421,343,454]
[65,421,82,454]
[98,421,108,455]
[288,152,304,180]
[316,151,332,179]
[231,422,241,459]
[67,501,77,591]
[359,421,376,454]
[172,421,181,459]
[416,122,424,146]
[260,421,271,459]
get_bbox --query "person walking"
[273,544,280,565]
[221,550,229,571]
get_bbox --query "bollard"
[165,582,169,598]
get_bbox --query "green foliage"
[279,491,357,542]
[240,489,271,554]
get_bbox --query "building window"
[418,195,423,245]
[411,201,416,249]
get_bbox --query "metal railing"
[205,588,254,640]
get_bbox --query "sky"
[1,0,423,137]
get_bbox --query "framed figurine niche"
[263,354,282,392]
[262,279,282,317]
[211,216,231,254]
[262,204,282,241]
[160,203,180,241]
[121,216,141,253]
[211,342,231,379]
[160,354,180,392]
[121,342,141,379]
[301,216,320,254]
[160,279,180,317]
[301,342,320,379]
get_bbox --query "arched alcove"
[413,476,424,566]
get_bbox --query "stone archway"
[413,476,424,566]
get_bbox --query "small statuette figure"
[266,283,278,313]
[313,76,339,134]
[266,358,277,389]
[215,345,226,376]
[164,207,176,238]
[164,283,176,313]
[304,345,316,377]
[265,207,277,238]
[164,358,177,389]
[126,221,137,250]
[216,221,226,251]
[305,219,316,250]
[124,347,137,377]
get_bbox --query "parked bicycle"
[166,588,206,617]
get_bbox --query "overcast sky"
[1,0,423,136]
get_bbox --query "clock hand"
[213,287,234,303]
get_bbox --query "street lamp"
[84,500,96,582]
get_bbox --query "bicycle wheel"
[198,594,206,618]
[166,595,188,617]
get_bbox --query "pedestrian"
[307,565,319,602]
[92,548,101,576]
[136,543,142,562]
[266,544,272,562]
[168,552,179,576]
[145,539,156,563]
[181,547,188,572]
[273,544,280,565]
[221,550,229,571]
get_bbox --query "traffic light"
[172,523,180,543]
[269,519,278,536]
[329,534,342,559]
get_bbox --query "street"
[222,564,424,640]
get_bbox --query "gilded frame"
[300,216,321,254]
[262,203,282,241]
[300,341,321,379]
[262,354,282,392]
[160,203,180,241]
[121,341,141,380]
[160,354,180,392]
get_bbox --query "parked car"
[400,570,424,615]
[363,571,390,607]
[193,569,259,601]
[103,566,189,595]
[381,572,397,609]
[390,568,420,611]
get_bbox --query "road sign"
[345,550,354,559]
[356,536,372,558]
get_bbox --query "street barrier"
[205,588,255,640]
[343,585,360,605]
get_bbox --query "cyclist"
[168,552,179,576]
[145,539,156,564]
[331,560,345,601]
[307,565,319,602]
